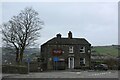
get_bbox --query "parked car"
[94,64,108,71]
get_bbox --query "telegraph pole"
[27,58,30,74]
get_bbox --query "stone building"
[40,31,91,70]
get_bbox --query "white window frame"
[80,58,85,65]
[69,46,73,53]
[80,46,85,53]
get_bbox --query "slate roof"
[42,37,91,46]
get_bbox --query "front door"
[68,57,74,69]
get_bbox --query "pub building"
[40,31,91,70]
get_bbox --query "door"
[68,57,74,69]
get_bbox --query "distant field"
[92,46,118,57]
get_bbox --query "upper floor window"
[69,46,73,53]
[80,47,85,53]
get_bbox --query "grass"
[92,46,118,57]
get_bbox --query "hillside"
[1,45,119,64]
[2,47,40,64]
[91,45,119,57]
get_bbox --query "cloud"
[1,2,118,46]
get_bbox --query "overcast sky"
[0,2,118,47]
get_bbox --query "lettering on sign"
[52,49,62,56]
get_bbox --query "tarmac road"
[2,70,119,78]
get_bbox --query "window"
[80,47,85,53]
[80,58,85,65]
[69,46,73,53]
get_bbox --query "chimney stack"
[68,31,72,39]
[56,33,61,39]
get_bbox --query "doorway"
[68,57,74,69]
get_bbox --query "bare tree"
[2,7,43,63]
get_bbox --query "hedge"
[2,64,28,74]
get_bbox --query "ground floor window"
[80,58,85,66]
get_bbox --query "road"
[2,70,119,78]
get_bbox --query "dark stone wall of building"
[41,44,91,70]
[74,44,91,69]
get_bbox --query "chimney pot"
[68,31,72,39]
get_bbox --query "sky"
[0,1,119,47]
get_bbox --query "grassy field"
[92,46,118,57]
